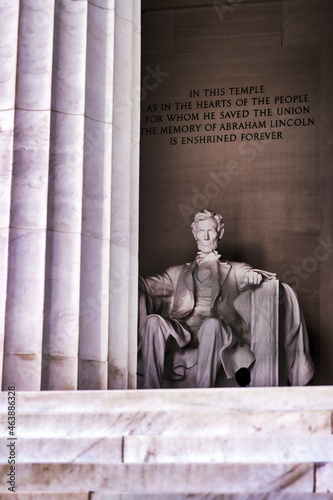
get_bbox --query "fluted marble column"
[42,0,88,390]
[108,1,140,389]
[1,0,140,391]
[78,0,115,390]
[3,0,55,391]
[0,0,20,390]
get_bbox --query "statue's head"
[191,209,224,254]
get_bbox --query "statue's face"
[194,217,219,254]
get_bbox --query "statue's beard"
[196,240,218,253]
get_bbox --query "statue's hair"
[191,209,224,238]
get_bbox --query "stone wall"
[139,0,333,385]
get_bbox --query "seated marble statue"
[138,209,314,389]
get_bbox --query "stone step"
[6,386,333,413]
[123,434,333,464]
[0,495,87,500]
[2,409,330,438]
[1,435,333,464]
[0,462,324,493]
[91,492,332,500]
[92,492,332,500]
[1,387,332,439]
[1,495,333,500]
[91,495,333,500]
[0,387,332,494]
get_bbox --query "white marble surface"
[0,388,331,440]
[108,244,131,388]
[2,353,42,391]
[108,0,139,391]
[15,0,54,110]
[78,358,108,390]
[43,231,81,357]
[250,280,279,386]
[90,0,115,11]
[128,253,139,389]
[48,112,85,233]
[0,1,19,110]
[0,463,315,493]
[115,0,133,22]
[0,495,87,500]
[92,495,333,500]
[11,109,50,229]
[132,0,141,34]
[5,408,330,439]
[82,117,112,240]
[0,0,140,392]
[1,494,332,500]
[109,242,130,364]
[112,18,134,135]
[85,2,115,122]
[3,230,46,390]
[82,0,140,391]
[1,495,332,500]
[3,386,332,413]
[0,437,123,464]
[51,0,88,115]
[41,354,78,391]
[0,109,14,228]
[4,228,46,352]
[0,229,8,388]
[110,4,138,390]
[5,101,47,370]
[131,31,141,140]
[42,0,86,390]
[0,109,13,390]
[0,388,332,493]
[124,435,333,464]
[316,463,333,493]
[3,433,331,466]
[79,235,110,360]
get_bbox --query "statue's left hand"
[239,270,263,290]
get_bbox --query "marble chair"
[137,279,314,388]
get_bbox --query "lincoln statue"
[138,210,314,389]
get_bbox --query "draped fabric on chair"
[0,0,140,391]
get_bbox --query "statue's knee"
[198,318,221,340]
[141,315,169,349]
[145,314,163,328]
[143,315,167,339]
[201,317,221,331]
